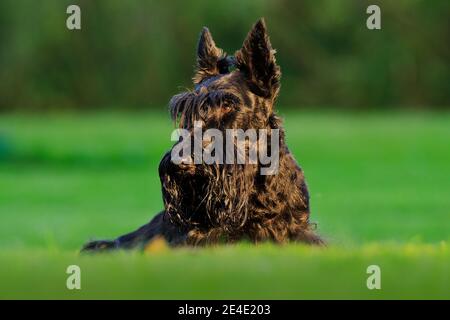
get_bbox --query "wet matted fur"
[82,18,324,252]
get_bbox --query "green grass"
[0,110,449,299]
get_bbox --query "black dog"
[82,18,323,252]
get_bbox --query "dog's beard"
[202,162,256,231]
[165,161,257,235]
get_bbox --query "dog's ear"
[235,18,281,98]
[193,27,227,84]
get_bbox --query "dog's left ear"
[193,27,227,84]
[235,18,281,98]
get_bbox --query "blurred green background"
[0,0,448,111]
[0,1,449,299]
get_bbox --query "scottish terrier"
[82,18,323,252]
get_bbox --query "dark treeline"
[0,0,448,111]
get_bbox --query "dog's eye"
[222,100,234,109]
[222,95,240,109]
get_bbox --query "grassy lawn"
[0,110,449,299]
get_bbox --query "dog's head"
[166,19,282,234]
[170,18,281,130]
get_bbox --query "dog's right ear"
[235,18,281,99]
[193,27,226,84]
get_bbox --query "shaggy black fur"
[82,18,323,252]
